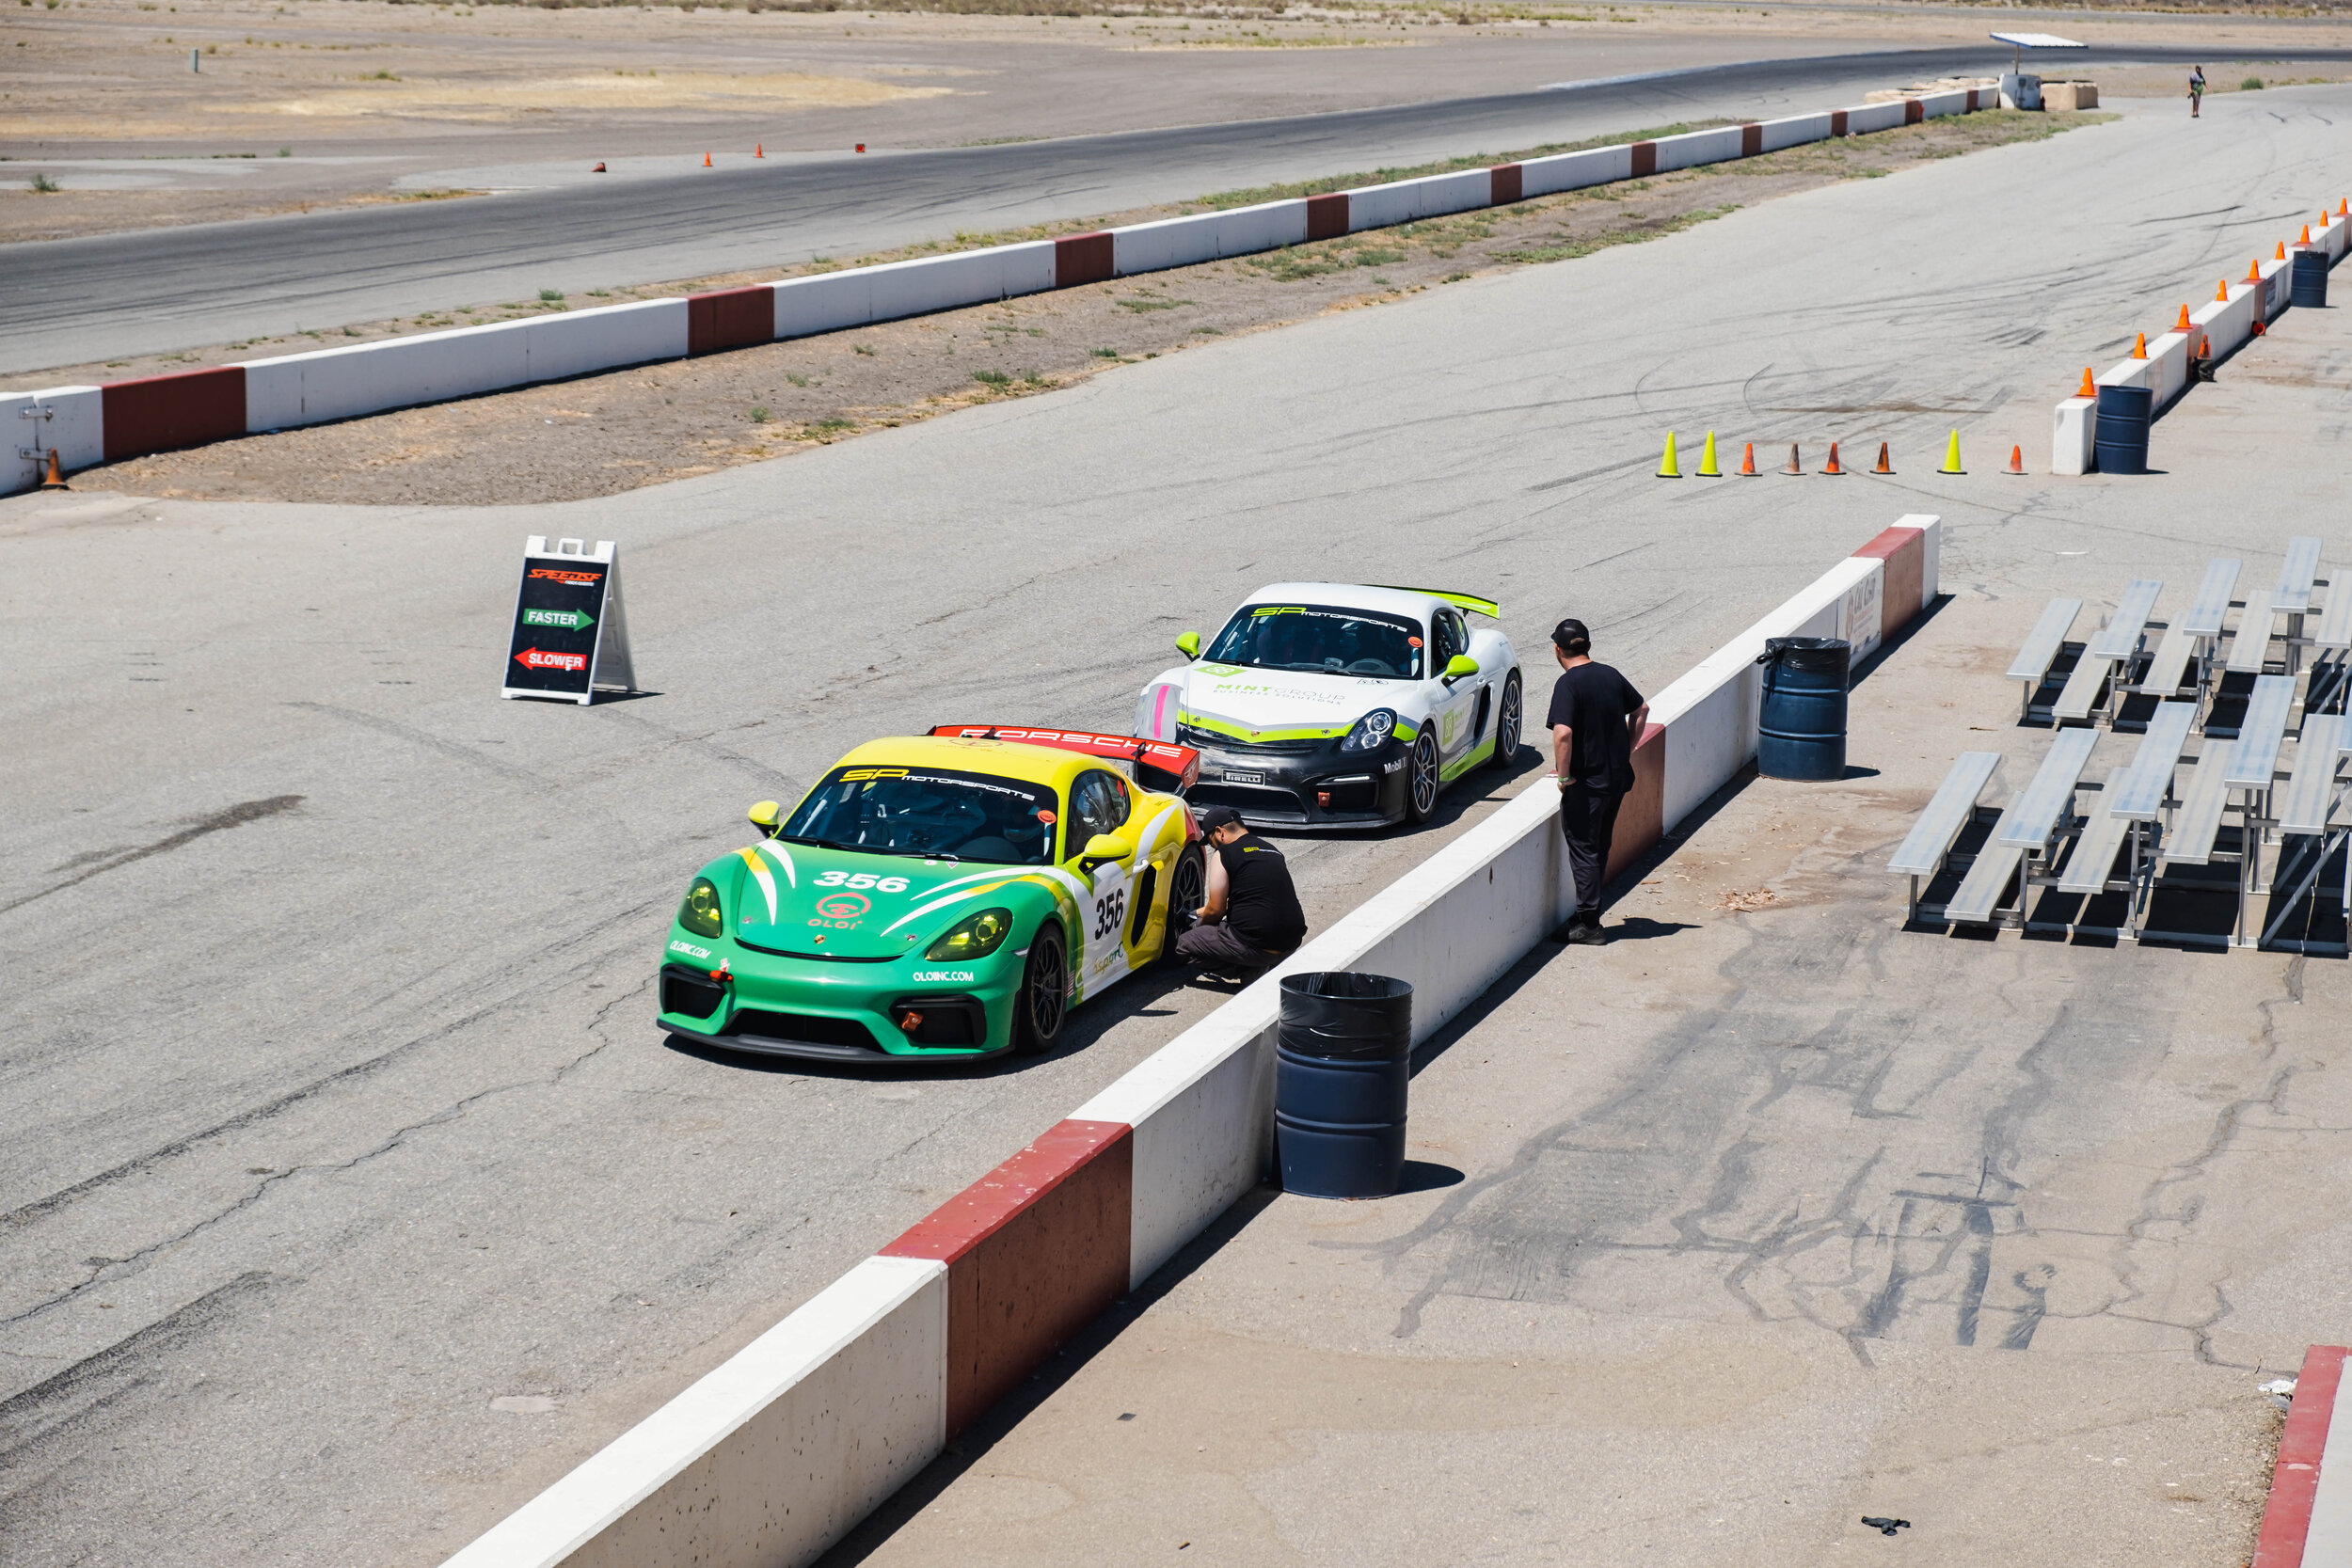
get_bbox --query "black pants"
[1558,783,1626,923]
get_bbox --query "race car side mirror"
[1442,654,1480,685]
[1175,631,1201,659]
[1078,832,1134,871]
[747,800,781,835]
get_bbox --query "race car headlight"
[678,877,723,939]
[927,907,1013,962]
[1341,709,1398,752]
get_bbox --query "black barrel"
[2093,383,2153,475]
[1756,637,1851,781]
[1275,972,1411,1199]
[2293,247,2328,309]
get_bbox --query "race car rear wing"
[1375,586,1501,619]
[930,725,1201,796]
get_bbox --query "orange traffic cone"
[755,143,765,158]
[2131,332,2147,359]
[2217,279,2231,301]
[1739,441,1757,476]
[2173,304,2191,332]
[704,151,713,167]
[2076,367,2096,398]
[2006,444,2025,475]
[39,448,66,490]
[2341,198,2348,215]
[856,142,866,153]
[2252,316,2266,337]
[2247,258,2264,283]
[1822,442,1845,476]
[2299,224,2311,245]
[1872,441,1893,474]
[1783,443,1802,475]
[591,161,607,173]
[2275,242,2287,261]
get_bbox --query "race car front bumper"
[657,954,1019,1062]
[1182,736,1412,830]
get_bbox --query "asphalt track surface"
[3,86,2350,1566]
[6,40,2350,374]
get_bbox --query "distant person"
[2190,65,2205,118]
[1177,805,1305,979]
[1547,619,1648,945]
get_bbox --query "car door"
[1426,608,1484,776]
[1064,770,1137,990]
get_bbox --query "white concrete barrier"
[1653,125,1745,172]
[1519,143,1634,197]
[1919,89,1969,119]
[4,384,102,488]
[1114,211,1229,276]
[774,269,878,341]
[1758,112,1834,152]
[525,301,691,385]
[866,242,1055,324]
[2054,397,2096,477]
[1347,167,1490,231]
[1844,101,1910,135]
[1210,198,1312,257]
[246,320,533,429]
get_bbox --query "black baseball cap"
[1552,618,1592,652]
[1195,804,1243,831]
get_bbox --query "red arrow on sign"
[515,646,589,673]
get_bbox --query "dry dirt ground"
[4,0,2346,243]
[77,108,2108,506]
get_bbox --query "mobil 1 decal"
[501,535,637,704]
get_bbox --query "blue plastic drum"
[1756,636,1851,782]
[1275,972,1412,1199]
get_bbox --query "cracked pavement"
[6,86,2352,1568]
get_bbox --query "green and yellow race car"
[658,727,1205,1063]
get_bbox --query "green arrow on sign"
[523,607,596,631]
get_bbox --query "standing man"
[2189,64,2205,118]
[1547,619,1648,944]
[1177,805,1307,979]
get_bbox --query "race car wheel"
[1159,846,1207,966]
[1488,673,1523,771]
[1405,729,1441,824]
[1012,922,1068,1055]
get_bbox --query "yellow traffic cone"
[1658,431,1681,478]
[1696,431,1722,476]
[1939,429,1963,474]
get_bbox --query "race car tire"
[1405,729,1441,824]
[1488,672,1523,771]
[1012,921,1069,1055]
[1158,845,1207,966]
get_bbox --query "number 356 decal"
[815,871,910,893]
[1093,889,1127,941]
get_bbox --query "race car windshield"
[1204,604,1424,679]
[780,767,1057,865]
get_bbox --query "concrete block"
[855,242,1055,329]
[2260,256,2290,319]
[1518,144,1631,198]
[775,268,877,340]
[528,300,690,383]
[1113,214,1223,277]
[440,1254,948,1568]
[1844,101,1909,135]
[1343,178,1422,232]
[1652,124,1743,172]
[2041,81,2098,111]
[1757,112,1833,152]
[1919,88,1969,118]
[245,321,532,428]
[2,385,101,493]
[1212,198,1311,257]
[2144,329,2191,409]
[102,366,246,460]
[2053,396,2096,475]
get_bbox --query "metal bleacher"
[1893,541,2348,952]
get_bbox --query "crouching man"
[1175,805,1306,980]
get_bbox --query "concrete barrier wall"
[6,92,1999,492]
[4,383,103,488]
[435,515,1941,1568]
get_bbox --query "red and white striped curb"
[437,515,1941,1568]
[2052,202,2346,476]
[5,91,1996,494]
[2257,1346,2352,1568]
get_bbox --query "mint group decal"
[504,559,610,697]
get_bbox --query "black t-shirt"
[1547,661,1645,791]
[1219,832,1307,951]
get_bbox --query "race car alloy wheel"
[1160,846,1206,964]
[1406,729,1441,824]
[1489,673,1523,771]
[1014,922,1069,1055]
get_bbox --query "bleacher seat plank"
[2227,590,2278,673]
[2007,598,2083,682]
[1946,842,2026,925]
[2313,575,2352,651]
[2139,625,2199,698]
[1998,728,2101,848]
[1887,752,2002,876]
[2052,651,2113,723]
[2276,537,2323,615]
[2058,771,2135,894]
[2166,741,2239,864]
[2225,673,2296,788]
[2182,559,2242,637]
[2279,715,2349,835]
[2089,578,2164,660]
[2107,701,2198,820]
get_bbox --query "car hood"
[719,842,1075,960]
[1174,665,1405,742]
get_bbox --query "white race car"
[1134,583,1523,830]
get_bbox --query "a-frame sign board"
[501,536,637,705]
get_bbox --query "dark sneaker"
[1564,921,1607,945]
